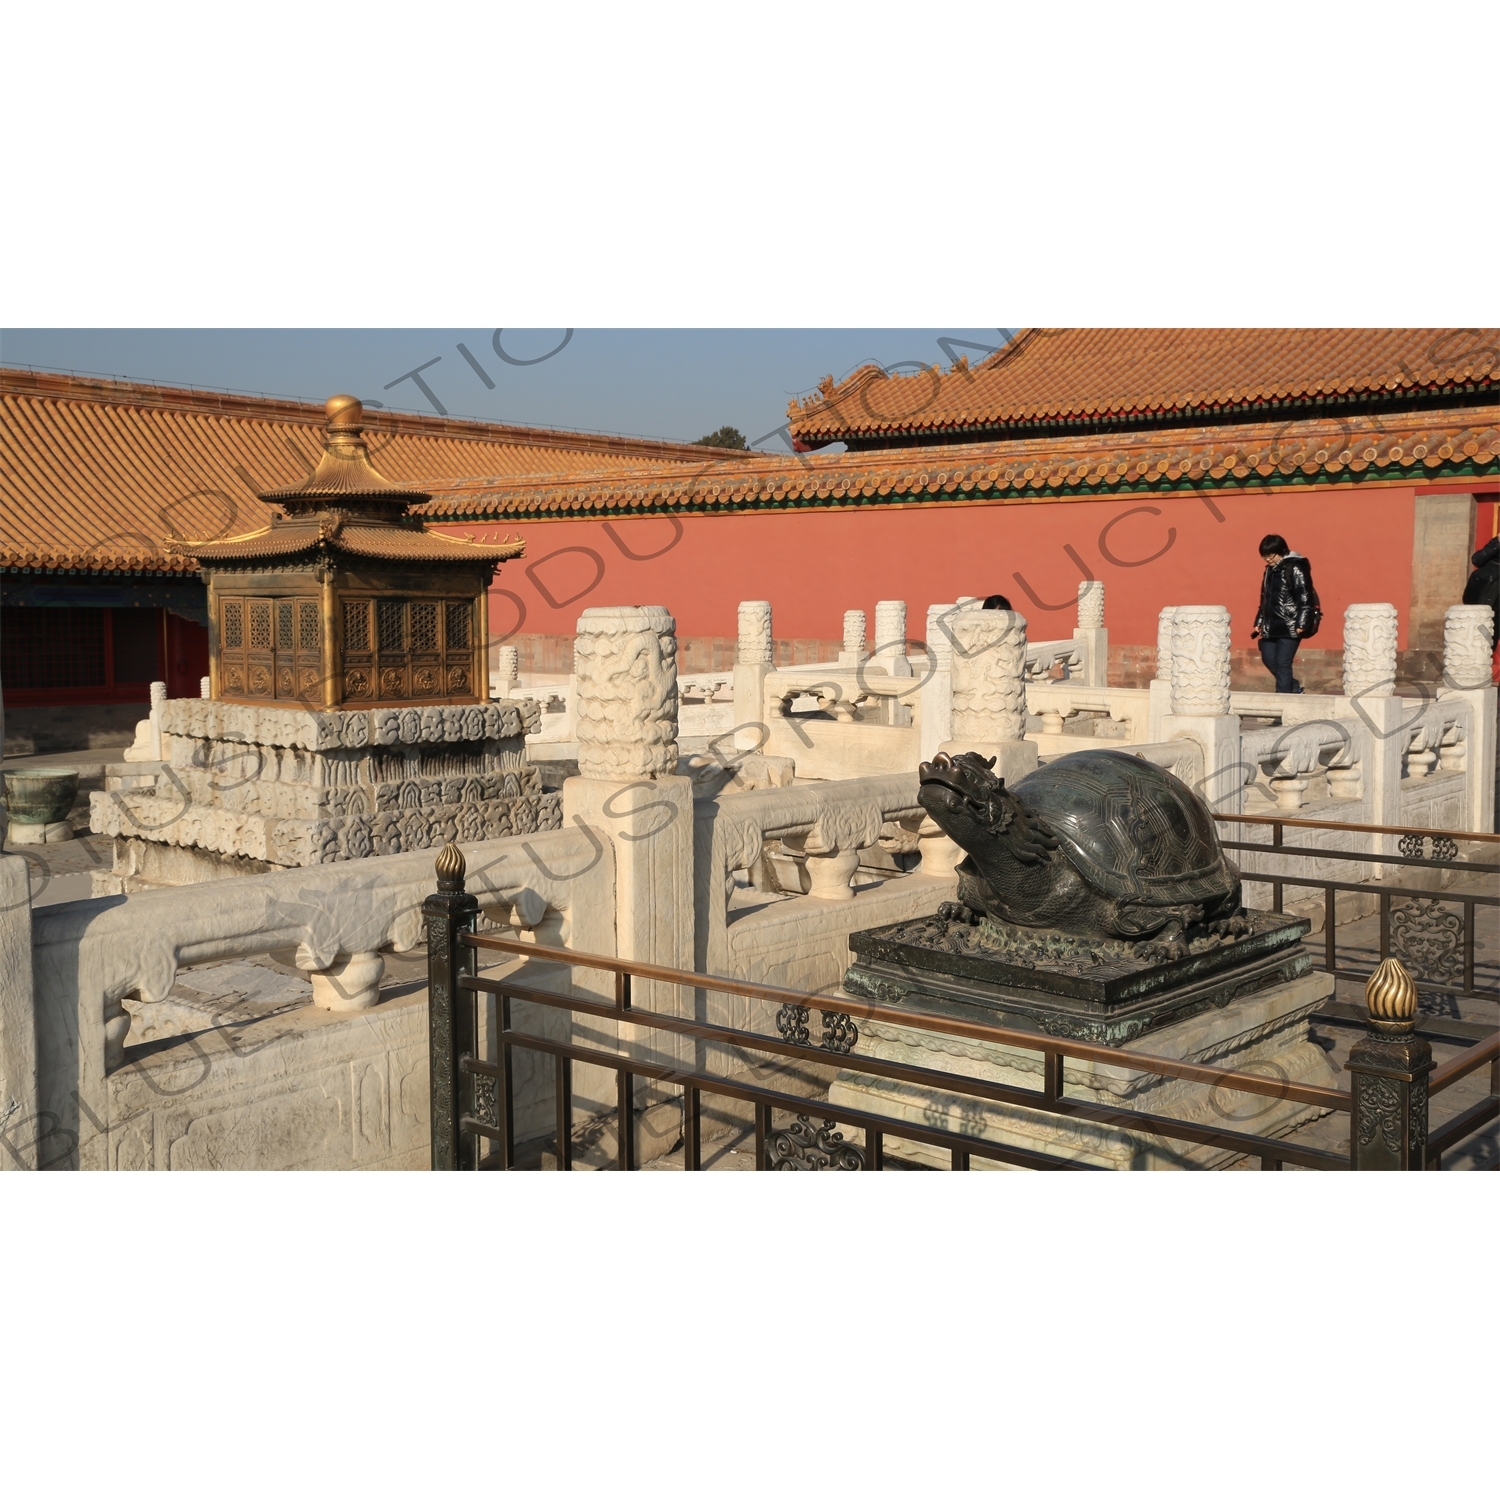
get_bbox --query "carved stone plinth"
[829,971,1339,1170]
[89,696,556,875]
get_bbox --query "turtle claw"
[1136,937,1189,964]
[937,901,980,926]
[1134,918,1190,963]
[1207,914,1252,941]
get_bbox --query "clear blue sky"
[0,328,1015,451]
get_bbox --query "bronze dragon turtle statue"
[917,747,1251,962]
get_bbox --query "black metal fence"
[424,846,1499,1173]
[1213,813,1500,1001]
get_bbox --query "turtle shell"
[1011,749,1237,909]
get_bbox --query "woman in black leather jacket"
[1251,533,1319,693]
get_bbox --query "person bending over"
[1251,534,1320,693]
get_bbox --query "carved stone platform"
[827,970,1339,1171]
[843,910,1311,1047]
[89,696,561,872]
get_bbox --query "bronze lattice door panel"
[219,595,321,702]
[443,598,474,697]
[340,595,477,704]
[377,597,409,699]
[285,599,323,701]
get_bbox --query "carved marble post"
[1074,580,1107,687]
[942,608,1038,784]
[1439,603,1497,833]
[733,600,772,753]
[1347,959,1431,1170]
[1168,607,1231,715]
[493,644,520,697]
[874,599,912,678]
[1337,604,1405,839]
[1343,604,1398,698]
[839,609,867,667]
[915,602,961,868]
[565,606,694,1111]
[148,680,167,758]
[1443,604,1495,691]
[1161,605,1242,813]
[920,602,958,764]
[1147,605,1178,741]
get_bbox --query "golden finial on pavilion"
[325,394,363,429]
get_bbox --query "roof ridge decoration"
[412,404,1500,523]
[0,366,759,460]
[785,329,1500,447]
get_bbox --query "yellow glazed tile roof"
[0,369,731,573]
[416,405,1500,520]
[787,329,1500,444]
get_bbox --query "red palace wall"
[444,485,1442,660]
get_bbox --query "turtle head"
[918,751,1058,866]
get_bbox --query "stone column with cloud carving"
[1161,604,1242,814]
[1335,603,1404,833]
[839,609,867,667]
[919,602,958,764]
[1147,605,1178,740]
[1343,604,1398,699]
[1074,580,1107,687]
[493,644,520,697]
[573,606,680,778]
[564,606,694,1107]
[1440,604,1497,834]
[1444,604,1495,692]
[941,608,1038,784]
[874,600,911,678]
[733,600,772,752]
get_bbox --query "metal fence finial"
[435,841,466,890]
[1365,957,1417,1035]
[1348,955,1431,1170]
